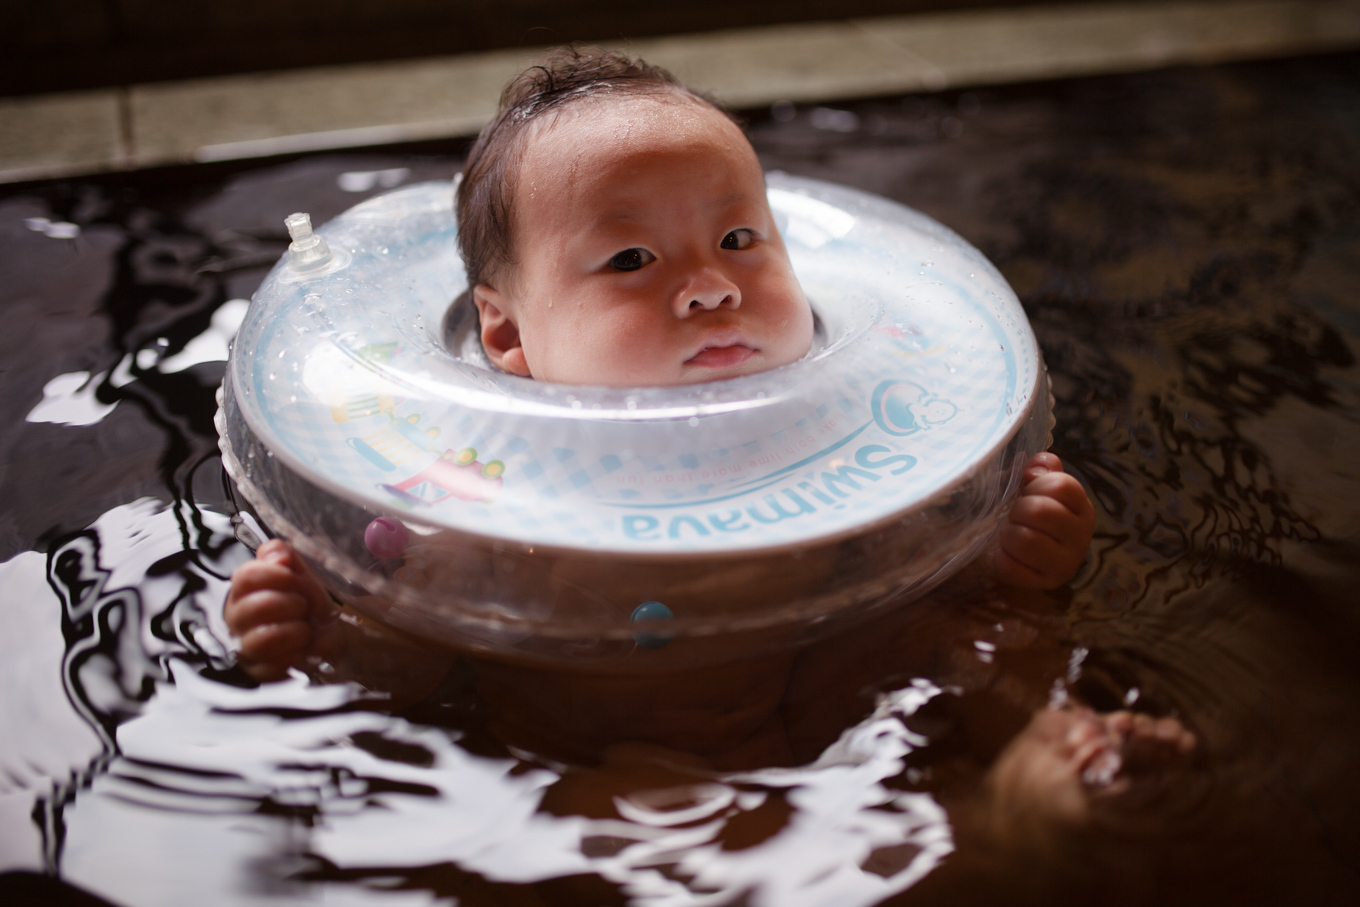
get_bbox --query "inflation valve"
[285,212,332,269]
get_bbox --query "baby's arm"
[992,452,1096,590]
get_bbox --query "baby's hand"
[993,453,1096,590]
[224,539,333,681]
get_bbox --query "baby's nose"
[675,270,741,316]
[688,292,735,311]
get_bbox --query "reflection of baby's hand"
[994,453,1096,589]
[224,540,332,681]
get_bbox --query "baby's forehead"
[503,91,764,245]
[523,91,745,159]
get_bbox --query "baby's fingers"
[1020,472,1095,523]
[227,587,313,681]
[230,546,331,613]
[225,588,310,637]
[237,620,312,681]
[1007,493,1090,549]
[224,541,333,682]
[1021,451,1064,483]
[995,522,1075,587]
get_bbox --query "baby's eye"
[721,230,755,251]
[610,248,654,271]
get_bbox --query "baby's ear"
[472,284,531,377]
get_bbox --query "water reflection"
[91,660,951,906]
[5,496,955,906]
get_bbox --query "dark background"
[7,0,1117,96]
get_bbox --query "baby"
[225,48,1192,867]
[457,51,814,388]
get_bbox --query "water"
[3,53,1360,904]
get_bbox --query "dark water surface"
[2,53,1359,905]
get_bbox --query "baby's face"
[473,95,814,386]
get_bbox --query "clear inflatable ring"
[217,173,1052,668]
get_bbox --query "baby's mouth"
[686,343,756,369]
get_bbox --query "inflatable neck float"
[217,174,1051,668]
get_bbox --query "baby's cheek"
[766,291,815,366]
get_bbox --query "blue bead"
[630,601,674,649]
[631,601,674,622]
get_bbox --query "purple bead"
[364,517,409,559]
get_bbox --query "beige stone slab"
[129,47,542,167]
[862,0,1360,90]
[126,0,1360,170]
[624,22,934,108]
[0,90,125,181]
[134,24,924,167]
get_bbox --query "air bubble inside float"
[216,174,1052,669]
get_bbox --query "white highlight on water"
[25,371,118,426]
[158,299,250,373]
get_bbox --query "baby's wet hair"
[456,46,734,289]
